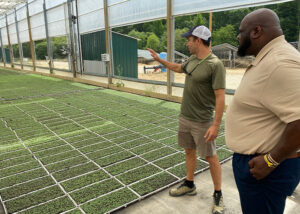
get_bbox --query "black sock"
[214,190,222,197]
[184,179,194,188]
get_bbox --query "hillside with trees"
[115,1,299,55]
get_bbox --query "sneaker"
[212,192,224,214]
[169,182,197,197]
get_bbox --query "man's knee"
[205,155,219,164]
[185,148,196,156]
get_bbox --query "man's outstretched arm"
[147,48,182,73]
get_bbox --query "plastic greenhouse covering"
[0,0,293,45]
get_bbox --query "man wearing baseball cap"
[148,25,226,214]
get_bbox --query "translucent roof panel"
[174,0,294,15]
[0,0,27,16]
[107,0,293,28]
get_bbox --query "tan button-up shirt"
[225,35,300,154]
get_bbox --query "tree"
[212,24,237,46]
[193,14,207,26]
[175,28,189,55]
[35,41,48,60]
[146,33,160,51]
[128,30,148,49]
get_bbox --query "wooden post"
[26,2,36,71]
[15,8,23,70]
[167,0,175,96]
[43,0,54,73]
[5,14,14,68]
[103,0,113,84]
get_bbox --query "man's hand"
[147,48,160,61]
[204,125,219,143]
[248,155,275,180]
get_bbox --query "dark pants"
[232,153,300,214]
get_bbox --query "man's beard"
[237,35,251,57]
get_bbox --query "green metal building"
[0,48,11,63]
[81,31,138,78]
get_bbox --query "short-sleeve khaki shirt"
[225,36,300,154]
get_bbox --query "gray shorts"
[178,116,216,158]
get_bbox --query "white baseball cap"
[181,25,211,40]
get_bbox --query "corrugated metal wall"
[0,48,11,63]
[81,31,137,78]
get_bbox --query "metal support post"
[104,0,113,84]
[15,8,23,70]
[5,14,14,68]
[67,0,77,78]
[0,29,6,67]
[167,0,175,96]
[43,0,54,73]
[26,2,36,71]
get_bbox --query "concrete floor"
[115,160,300,214]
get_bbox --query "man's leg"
[206,155,222,191]
[206,155,224,214]
[186,148,197,181]
[233,153,300,214]
[169,148,197,196]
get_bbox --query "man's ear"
[250,26,263,39]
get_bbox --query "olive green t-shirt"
[180,54,226,122]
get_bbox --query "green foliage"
[61,169,109,192]
[130,172,177,196]
[117,164,161,185]
[52,36,67,59]
[193,14,208,26]
[70,178,122,204]
[0,168,47,189]
[53,162,98,182]
[212,24,237,46]
[19,196,75,214]
[128,30,148,49]
[146,33,160,51]
[175,28,189,55]
[0,176,55,201]
[35,41,48,60]
[81,188,137,214]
